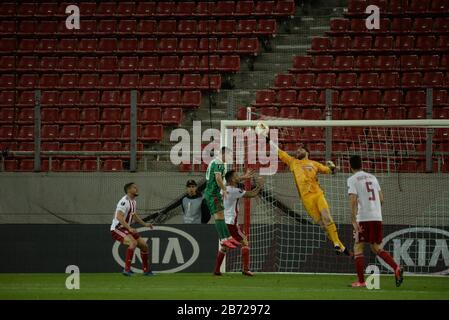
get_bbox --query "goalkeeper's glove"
[326,160,336,173]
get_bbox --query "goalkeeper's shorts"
[204,193,224,215]
[301,192,330,224]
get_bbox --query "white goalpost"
[221,119,449,275]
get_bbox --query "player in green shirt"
[204,146,254,248]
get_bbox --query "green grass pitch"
[0,273,448,300]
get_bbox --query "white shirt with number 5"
[347,171,382,222]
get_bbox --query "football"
[255,122,269,136]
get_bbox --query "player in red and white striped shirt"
[348,156,403,287]
[111,182,154,276]
[213,170,264,276]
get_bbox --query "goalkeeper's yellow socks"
[325,222,345,250]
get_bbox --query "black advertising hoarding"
[0,224,448,274]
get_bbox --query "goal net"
[222,119,449,275]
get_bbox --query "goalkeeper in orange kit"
[259,123,351,256]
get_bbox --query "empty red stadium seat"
[236,19,257,35]
[332,36,351,51]
[330,18,348,33]
[339,90,361,106]
[140,108,162,123]
[405,90,426,106]
[423,72,445,87]
[359,73,379,88]
[274,1,295,16]
[60,125,80,140]
[102,125,122,140]
[235,1,254,16]
[59,91,79,106]
[138,38,157,53]
[257,19,277,35]
[379,72,400,88]
[254,1,275,15]
[274,74,295,89]
[98,56,118,71]
[433,107,449,119]
[102,159,123,171]
[342,108,364,120]
[277,90,297,106]
[408,107,427,119]
[291,56,313,72]
[179,56,200,71]
[302,109,322,120]
[141,125,163,141]
[434,90,449,106]
[118,19,137,34]
[334,56,354,70]
[373,36,394,51]
[361,90,381,106]
[116,2,135,16]
[80,108,100,123]
[161,108,182,125]
[434,17,449,32]
[279,107,299,119]
[297,90,318,106]
[337,73,357,88]
[385,107,407,119]
[96,2,116,16]
[99,91,120,106]
[402,72,422,88]
[416,36,437,50]
[391,18,412,33]
[255,90,276,106]
[80,91,100,106]
[59,108,80,123]
[77,57,98,72]
[179,38,197,53]
[310,37,331,51]
[0,108,14,124]
[315,73,336,88]
[365,108,385,120]
[0,126,14,140]
[383,90,402,106]
[296,73,315,88]
[141,91,161,106]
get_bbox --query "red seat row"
[0,19,277,37]
[0,90,202,108]
[0,1,295,18]
[2,158,125,172]
[346,0,449,16]
[0,141,144,152]
[267,72,448,91]
[308,35,449,54]
[0,108,183,125]
[291,54,449,73]
[0,124,164,142]
[328,17,449,34]
[1,37,259,55]
[0,73,221,91]
[253,88,449,107]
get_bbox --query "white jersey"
[222,186,246,225]
[347,171,382,222]
[110,195,136,230]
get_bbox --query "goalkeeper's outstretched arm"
[257,123,294,166]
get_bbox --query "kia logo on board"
[112,226,200,273]
[379,227,449,275]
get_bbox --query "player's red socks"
[141,251,149,273]
[125,247,135,272]
[214,250,226,273]
[354,253,365,283]
[242,246,250,271]
[377,249,398,271]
